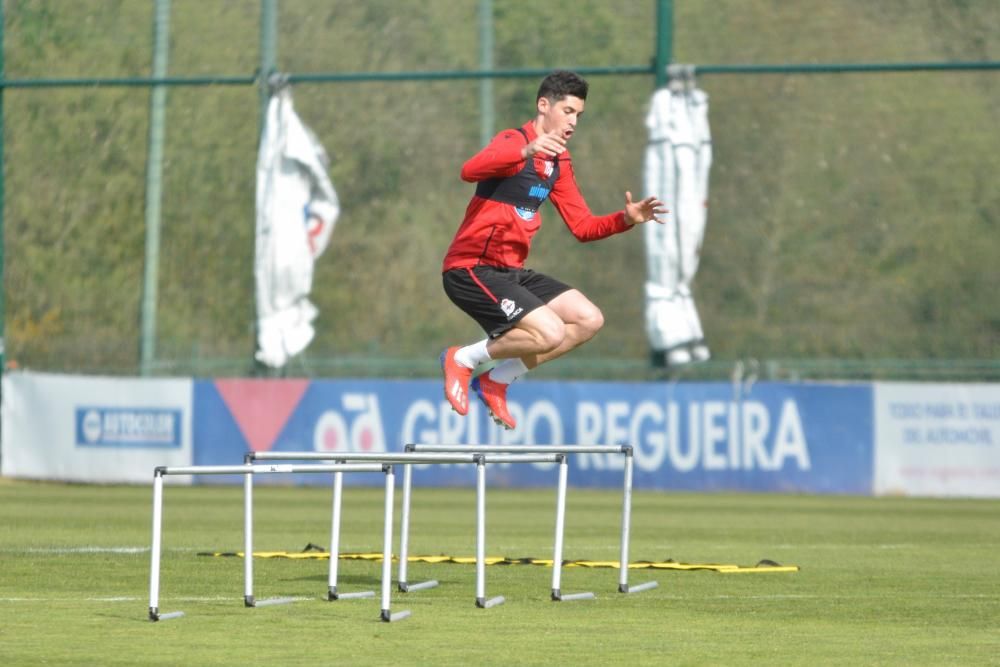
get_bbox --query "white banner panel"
[874,383,1000,497]
[2,371,193,484]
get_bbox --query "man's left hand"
[624,191,668,225]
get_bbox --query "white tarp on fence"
[643,81,713,366]
[255,86,340,368]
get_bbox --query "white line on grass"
[0,595,317,603]
[0,547,147,554]
[762,543,998,550]
[0,546,211,554]
[2,593,996,604]
[686,593,999,601]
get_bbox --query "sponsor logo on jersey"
[528,184,551,200]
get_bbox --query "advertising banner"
[874,383,1000,497]
[1,371,193,484]
[9,372,998,497]
[192,378,873,493]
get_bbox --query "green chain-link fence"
[3,0,998,381]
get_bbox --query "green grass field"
[1,478,997,666]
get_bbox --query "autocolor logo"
[76,407,182,448]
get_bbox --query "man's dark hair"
[536,70,589,102]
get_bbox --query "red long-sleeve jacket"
[442,121,632,272]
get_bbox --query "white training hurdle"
[150,444,656,623]
[403,444,659,597]
[147,462,412,623]
[248,450,567,609]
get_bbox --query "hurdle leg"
[149,471,163,619]
[397,463,438,593]
[476,457,504,609]
[241,465,297,609]
[551,454,594,602]
[243,460,255,607]
[618,449,658,594]
[328,469,375,600]
[380,466,410,622]
[148,470,185,621]
[397,463,411,589]
[328,470,342,597]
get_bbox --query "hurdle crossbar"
[251,451,560,464]
[148,462,409,623]
[406,444,658,596]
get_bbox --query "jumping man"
[440,70,667,430]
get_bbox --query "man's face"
[537,95,586,142]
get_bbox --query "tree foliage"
[4,0,998,375]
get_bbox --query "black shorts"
[442,266,574,338]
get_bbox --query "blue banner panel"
[192,379,873,493]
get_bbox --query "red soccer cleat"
[471,372,516,430]
[440,347,473,416]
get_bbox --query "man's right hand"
[522,131,567,159]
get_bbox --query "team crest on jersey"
[500,298,523,320]
[534,157,555,179]
[514,206,537,221]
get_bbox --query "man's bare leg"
[522,289,604,368]
[441,293,580,417]
[486,290,603,367]
[485,307,565,360]
[472,290,604,429]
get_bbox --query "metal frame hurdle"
[402,444,659,598]
[249,450,568,609]
[147,462,409,623]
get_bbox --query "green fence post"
[479,0,494,147]
[140,0,171,376]
[0,0,4,467]
[654,0,673,88]
[254,0,279,375]
[259,0,277,125]
[0,1,5,383]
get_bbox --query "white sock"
[488,358,529,385]
[454,339,491,369]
